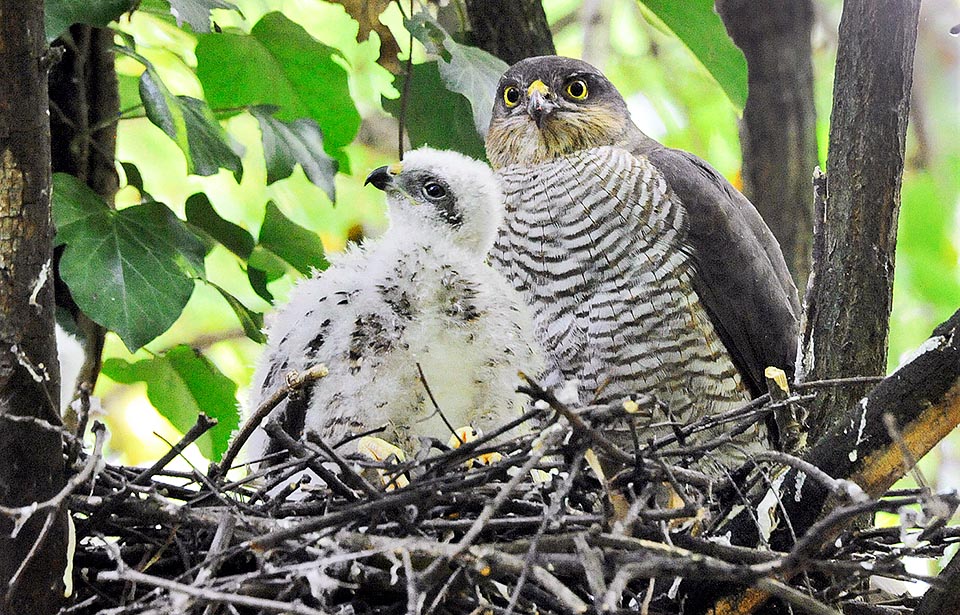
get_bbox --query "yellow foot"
[357,436,409,490]
[448,426,502,467]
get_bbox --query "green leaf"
[247,267,273,303]
[139,66,192,162]
[250,106,338,201]
[169,0,238,32]
[258,201,328,275]
[139,66,243,179]
[102,346,240,461]
[184,193,254,258]
[53,173,205,351]
[405,13,508,135]
[45,0,135,41]
[121,162,145,193]
[637,0,748,110]
[383,62,486,161]
[180,96,244,180]
[195,12,360,169]
[204,280,265,343]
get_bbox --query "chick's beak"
[365,163,401,190]
[526,80,556,129]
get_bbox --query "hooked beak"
[365,162,402,190]
[526,80,556,129]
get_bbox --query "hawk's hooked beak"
[526,80,556,129]
[365,162,402,190]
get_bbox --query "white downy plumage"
[247,148,543,463]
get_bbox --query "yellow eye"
[565,79,588,100]
[503,85,520,107]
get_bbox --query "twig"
[210,364,329,480]
[519,374,632,464]
[96,568,328,615]
[263,421,360,500]
[133,414,217,485]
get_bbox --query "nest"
[60,375,959,615]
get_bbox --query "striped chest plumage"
[489,146,749,427]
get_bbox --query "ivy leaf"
[180,96,244,180]
[204,280,265,343]
[329,0,400,72]
[139,66,191,158]
[53,173,205,352]
[45,0,136,41]
[258,201,328,275]
[406,13,508,135]
[247,267,273,303]
[102,346,240,461]
[251,106,338,201]
[637,0,748,110]
[383,62,486,161]
[169,0,238,32]
[195,12,360,171]
[184,193,254,259]
[139,67,243,180]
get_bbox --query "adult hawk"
[485,56,800,469]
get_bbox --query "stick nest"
[61,377,958,615]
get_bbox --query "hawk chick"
[248,148,543,460]
[486,56,800,469]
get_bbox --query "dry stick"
[596,534,842,615]
[773,495,957,575]
[211,364,329,480]
[341,532,589,614]
[96,568,329,615]
[263,421,359,500]
[133,413,218,485]
[418,425,565,586]
[195,512,237,615]
[520,374,633,465]
[401,548,420,615]
[305,432,383,499]
[504,446,588,615]
[521,374,717,489]
[750,450,867,502]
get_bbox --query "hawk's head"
[486,56,632,169]
[365,148,503,254]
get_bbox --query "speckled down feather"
[247,148,543,459]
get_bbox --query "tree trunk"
[49,25,120,407]
[716,0,817,291]
[0,1,68,612]
[464,0,555,66]
[800,0,920,443]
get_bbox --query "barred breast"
[490,146,757,462]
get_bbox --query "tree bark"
[49,25,119,408]
[0,1,68,612]
[464,0,555,66]
[696,308,960,614]
[799,0,920,443]
[716,0,817,291]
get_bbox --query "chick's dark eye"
[503,85,520,107]
[422,182,446,199]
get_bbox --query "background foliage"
[47,0,959,490]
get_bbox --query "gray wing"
[640,144,801,396]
